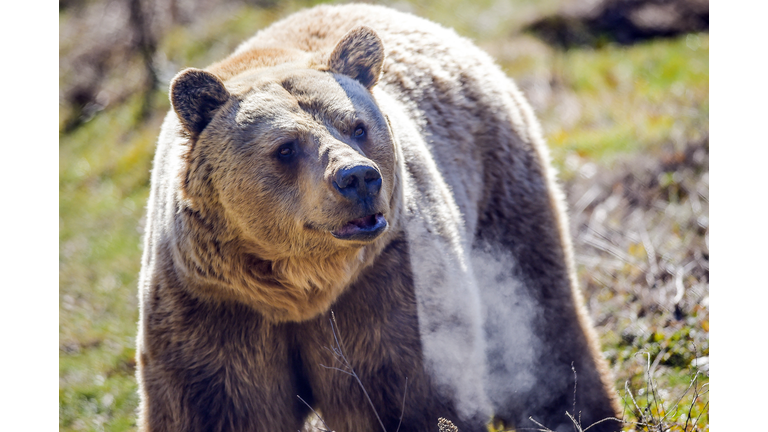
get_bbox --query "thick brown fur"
[137,4,621,432]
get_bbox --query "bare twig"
[522,364,624,432]
[690,399,708,432]
[661,371,700,427]
[317,312,411,432]
[320,311,387,432]
[395,377,408,432]
[577,415,624,432]
[527,416,557,432]
[623,380,642,420]
[564,365,623,432]
[681,380,697,432]
[582,229,637,267]
[318,363,355,377]
[618,346,710,432]
[622,376,657,431]
[571,362,579,430]
[297,395,333,432]
[572,184,602,217]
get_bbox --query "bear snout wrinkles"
[332,165,382,202]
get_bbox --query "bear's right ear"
[170,68,230,136]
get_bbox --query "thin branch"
[526,416,557,432]
[330,312,347,360]
[686,382,708,432]
[571,362,579,431]
[565,411,583,432]
[663,371,700,425]
[395,377,408,432]
[318,364,356,377]
[579,416,624,432]
[623,380,643,424]
[297,395,332,432]
[327,312,388,432]
[690,401,708,432]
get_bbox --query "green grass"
[59,92,163,430]
[544,33,709,167]
[60,1,708,430]
[488,32,708,182]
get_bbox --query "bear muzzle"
[329,164,388,241]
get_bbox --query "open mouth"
[331,213,388,241]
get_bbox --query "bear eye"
[353,125,366,140]
[276,142,297,161]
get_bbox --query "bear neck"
[168,200,389,322]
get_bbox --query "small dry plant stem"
[297,395,333,432]
[680,346,708,432]
[572,362,581,428]
[684,382,708,432]
[396,376,408,432]
[621,347,708,431]
[525,364,622,432]
[622,352,664,431]
[300,310,411,432]
[318,311,391,432]
[646,352,664,427]
[526,416,556,431]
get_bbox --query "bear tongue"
[333,214,383,238]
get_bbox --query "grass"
[547,33,709,165]
[59,92,163,431]
[491,32,709,170]
[59,1,708,430]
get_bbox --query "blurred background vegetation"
[59,0,708,430]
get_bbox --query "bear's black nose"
[333,165,382,201]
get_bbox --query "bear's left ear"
[329,26,385,90]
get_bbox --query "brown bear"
[136,4,621,432]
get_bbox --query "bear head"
[167,27,401,322]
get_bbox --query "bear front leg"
[137,286,311,432]
[138,356,310,432]
[295,236,489,432]
[297,310,481,432]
